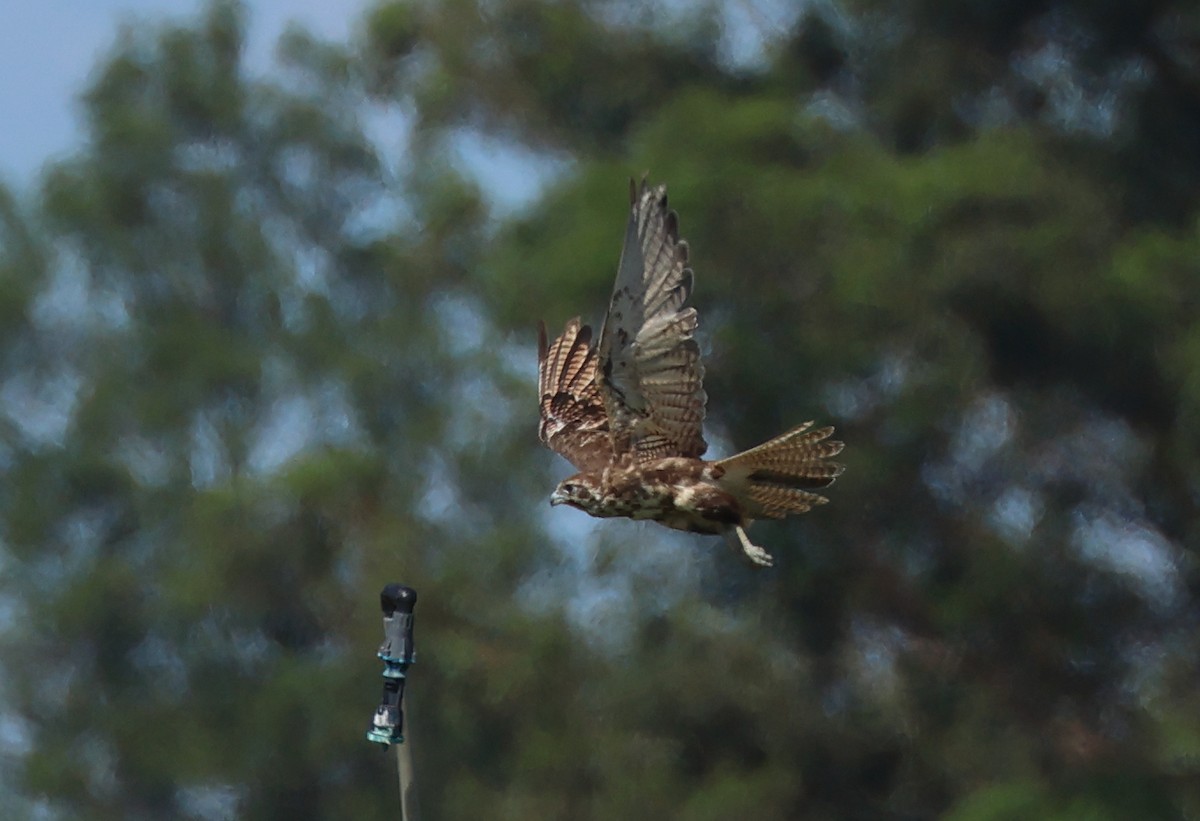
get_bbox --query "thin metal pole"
[396,698,419,821]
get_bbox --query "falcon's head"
[549,474,601,511]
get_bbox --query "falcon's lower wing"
[537,318,612,472]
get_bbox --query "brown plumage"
[538,178,844,566]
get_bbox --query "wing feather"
[596,178,707,461]
[745,486,831,519]
[537,318,613,472]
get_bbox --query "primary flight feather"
[537,178,843,566]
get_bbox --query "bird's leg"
[728,524,774,568]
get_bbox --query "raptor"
[538,178,843,566]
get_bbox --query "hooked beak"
[549,487,569,507]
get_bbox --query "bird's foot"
[731,525,774,568]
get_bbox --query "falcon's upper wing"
[537,317,613,472]
[596,178,707,461]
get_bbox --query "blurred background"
[2,1,1199,818]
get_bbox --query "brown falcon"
[537,178,844,566]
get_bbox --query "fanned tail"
[715,422,845,519]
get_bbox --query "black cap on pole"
[381,584,417,617]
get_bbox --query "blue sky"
[0,1,369,190]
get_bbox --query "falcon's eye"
[562,482,591,500]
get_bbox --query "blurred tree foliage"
[2,0,1199,818]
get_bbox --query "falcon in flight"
[537,178,844,566]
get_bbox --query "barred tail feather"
[715,422,845,519]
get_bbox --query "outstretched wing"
[596,178,707,462]
[537,317,613,472]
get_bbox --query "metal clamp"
[366,583,417,747]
